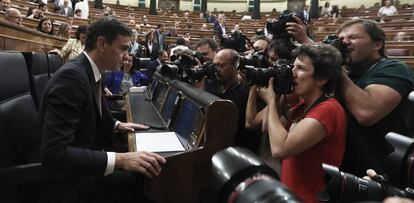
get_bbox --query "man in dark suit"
[39,17,166,202]
[146,50,168,79]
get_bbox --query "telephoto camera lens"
[212,147,302,203]
[319,163,414,202]
[385,132,414,189]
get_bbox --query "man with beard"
[338,19,414,177]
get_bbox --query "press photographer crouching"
[247,43,346,202]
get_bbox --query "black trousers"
[32,171,148,203]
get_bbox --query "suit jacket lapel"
[77,53,102,118]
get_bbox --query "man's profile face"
[197,44,216,62]
[214,52,236,83]
[253,39,268,52]
[102,35,131,71]
[338,23,381,66]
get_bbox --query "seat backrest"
[47,53,63,76]
[386,48,410,56]
[0,52,40,168]
[23,52,50,108]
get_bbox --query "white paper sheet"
[134,132,185,152]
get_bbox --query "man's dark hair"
[157,23,164,29]
[268,39,296,61]
[158,50,167,57]
[292,43,343,94]
[38,2,47,9]
[196,38,219,51]
[176,37,186,45]
[85,17,132,52]
[337,19,386,57]
[75,25,88,40]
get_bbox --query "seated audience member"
[377,0,398,18]
[394,31,411,41]
[241,12,252,21]
[57,0,72,8]
[248,44,346,202]
[128,33,144,57]
[338,19,414,177]
[74,9,82,18]
[66,16,74,26]
[58,0,73,16]
[74,0,89,19]
[320,1,332,18]
[0,0,11,11]
[38,2,48,13]
[200,23,208,31]
[174,21,180,29]
[56,23,71,39]
[28,8,45,19]
[171,13,178,18]
[199,12,204,19]
[58,24,87,60]
[128,19,136,26]
[330,5,341,24]
[132,24,144,35]
[5,8,23,26]
[37,18,54,35]
[104,53,148,110]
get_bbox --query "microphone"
[408,91,414,102]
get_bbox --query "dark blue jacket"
[104,70,148,94]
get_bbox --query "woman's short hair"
[75,25,88,40]
[292,43,343,94]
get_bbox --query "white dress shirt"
[83,51,116,176]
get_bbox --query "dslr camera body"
[239,59,294,94]
[266,12,304,40]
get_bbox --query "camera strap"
[287,94,330,123]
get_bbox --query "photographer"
[254,44,346,202]
[214,49,261,153]
[338,19,414,177]
[193,38,221,94]
[196,38,220,63]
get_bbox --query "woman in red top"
[247,43,346,202]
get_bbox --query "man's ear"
[374,40,384,51]
[96,36,106,52]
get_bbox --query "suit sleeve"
[41,68,107,176]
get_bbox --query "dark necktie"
[96,79,102,116]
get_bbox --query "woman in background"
[58,24,87,61]
[37,18,54,35]
[104,53,148,110]
[56,23,71,39]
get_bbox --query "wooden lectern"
[126,74,238,203]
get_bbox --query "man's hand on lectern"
[115,151,166,178]
[117,122,149,132]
